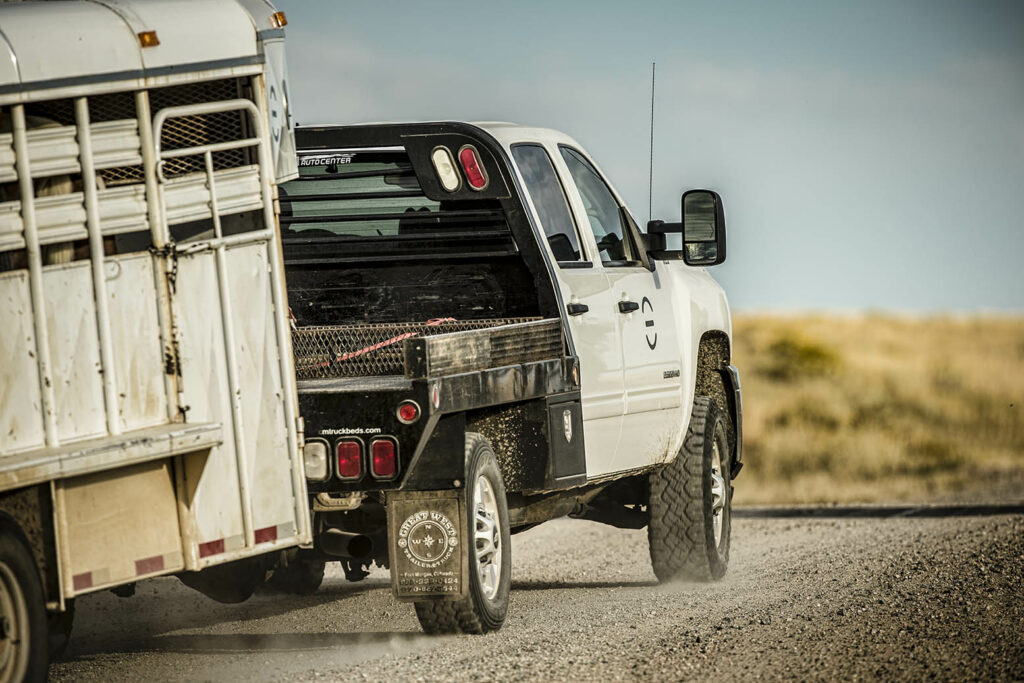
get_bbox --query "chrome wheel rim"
[473,475,502,600]
[710,438,726,547]
[0,562,29,683]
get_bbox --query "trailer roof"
[0,0,263,94]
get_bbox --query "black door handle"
[618,300,640,313]
[567,302,589,316]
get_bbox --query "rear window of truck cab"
[279,150,511,242]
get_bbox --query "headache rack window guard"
[291,318,563,380]
[280,208,504,225]
[291,168,416,182]
[281,190,423,202]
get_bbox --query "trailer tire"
[414,432,511,634]
[0,531,48,683]
[648,396,732,582]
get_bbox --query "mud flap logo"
[389,493,465,599]
[563,409,573,443]
[398,511,458,568]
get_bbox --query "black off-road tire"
[648,396,732,582]
[267,557,325,596]
[0,531,49,683]
[414,432,511,634]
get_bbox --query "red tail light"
[370,438,397,478]
[458,145,488,190]
[397,400,420,424]
[336,439,362,479]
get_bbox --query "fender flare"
[720,364,743,479]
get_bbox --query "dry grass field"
[731,314,1024,504]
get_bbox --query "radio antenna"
[648,61,656,223]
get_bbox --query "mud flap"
[387,490,468,602]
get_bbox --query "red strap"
[301,318,457,370]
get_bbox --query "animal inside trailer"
[0,1,307,680]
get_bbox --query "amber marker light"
[138,31,160,47]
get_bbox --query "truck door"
[556,147,684,472]
[509,144,623,478]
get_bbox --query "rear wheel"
[414,432,511,634]
[0,531,48,683]
[648,396,732,582]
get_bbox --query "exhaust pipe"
[319,528,373,559]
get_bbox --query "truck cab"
[280,121,742,634]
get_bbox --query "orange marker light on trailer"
[270,11,288,28]
[137,31,160,48]
[458,145,488,190]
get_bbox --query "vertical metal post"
[75,97,120,436]
[204,147,255,548]
[252,74,310,542]
[51,480,73,602]
[12,105,59,447]
[139,92,197,565]
[136,90,179,423]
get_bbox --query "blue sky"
[275,0,1023,311]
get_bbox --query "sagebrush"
[732,314,1024,504]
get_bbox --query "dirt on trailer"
[50,512,1023,681]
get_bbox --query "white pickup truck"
[279,122,743,633]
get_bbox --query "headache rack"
[292,317,563,380]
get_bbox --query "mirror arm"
[646,220,683,235]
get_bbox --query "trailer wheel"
[0,531,48,683]
[267,557,325,596]
[648,396,732,582]
[414,432,511,634]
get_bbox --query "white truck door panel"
[508,143,623,478]
[558,269,623,477]
[604,266,685,470]
[552,143,684,474]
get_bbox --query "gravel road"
[50,512,1023,681]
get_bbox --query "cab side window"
[559,146,638,265]
[511,144,584,263]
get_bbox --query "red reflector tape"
[72,572,93,591]
[135,554,165,576]
[199,538,226,558]
[255,525,278,544]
